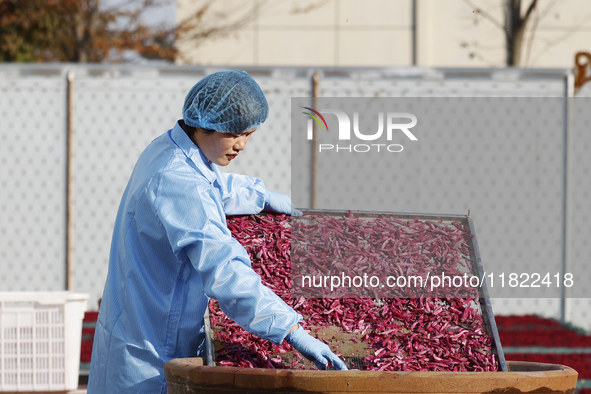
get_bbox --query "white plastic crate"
[0,292,88,392]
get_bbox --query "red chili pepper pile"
[496,315,591,380]
[291,212,478,299]
[496,315,591,347]
[208,213,498,371]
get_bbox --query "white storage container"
[0,292,89,392]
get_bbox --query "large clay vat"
[164,358,577,394]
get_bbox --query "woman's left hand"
[264,190,303,217]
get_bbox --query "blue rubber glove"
[285,326,348,370]
[264,190,303,217]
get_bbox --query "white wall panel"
[316,70,571,322]
[0,74,67,291]
[567,97,591,331]
[0,65,587,333]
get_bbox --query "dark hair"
[197,127,217,135]
[181,120,216,136]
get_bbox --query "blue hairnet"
[182,70,269,133]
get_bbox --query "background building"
[175,0,591,69]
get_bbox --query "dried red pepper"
[208,213,498,372]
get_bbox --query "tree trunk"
[505,0,538,67]
[505,0,519,66]
[74,4,86,62]
[74,0,98,63]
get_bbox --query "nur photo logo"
[303,107,418,153]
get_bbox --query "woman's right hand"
[285,326,348,370]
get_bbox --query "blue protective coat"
[88,122,302,393]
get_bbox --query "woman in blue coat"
[88,70,346,394]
